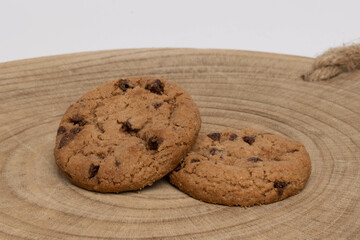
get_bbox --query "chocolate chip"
[207,132,221,141]
[59,127,83,148]
[210,148,222,155]
[118,79,134,91]
[274,181,288,196]
[174,164,182,172]
[274,181,287,189]
[70,127,82,134]
[97,154,105,159]
[229,133,238,141]
[153,102,162,109]
[165,99,175,104]
[70,114,87,126]
[88,164,100,179]
[247,157,263,162]
[59,134,74,148]
[190,159,200,163]
[57,126,66,135]
[122,120,138,133]
[243,135,256,145]
[288,149,299,153]
[145,79,164,95]
[115,160,120,167]
[148,136,163,150]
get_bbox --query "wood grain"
[0,48,359,239]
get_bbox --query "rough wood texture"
[0,48,359,239]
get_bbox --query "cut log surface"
[0,49,359,239]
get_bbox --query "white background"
[0,0,359,63]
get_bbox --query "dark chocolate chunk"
[153,102,162,109]
[229,133,238,141]
[190,159,200,163]
[274,181,288,196]
[243,135,256,145]
[247,157,263,162]
[70,127,82,134]
[118,79,134,91]
[57,126,66,135]
[59,134,74,148]
[88,164,100,179]
[148,136,163,150]
[145,79,164,95]
[115,160,120,167]
[207,132,221,141]
[97,154,105,159]
[70,114,87,126]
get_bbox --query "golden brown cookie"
[54,76,201,192]
[169,129,311,206]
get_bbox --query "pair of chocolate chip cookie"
[55,76,311,206]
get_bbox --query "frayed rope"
[302,43,360,81]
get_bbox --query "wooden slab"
[0,48,359,239]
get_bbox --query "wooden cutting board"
[0,49,359,239]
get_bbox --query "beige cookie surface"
[54,76,201,192]
[169,129,311,206]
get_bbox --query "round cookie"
[54,76,201,192]
[169,129,311,206]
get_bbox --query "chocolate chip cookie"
[54,76,201,192]
[169,129,311,206]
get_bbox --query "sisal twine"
[302,43,360,81]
